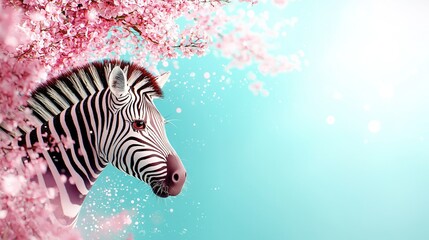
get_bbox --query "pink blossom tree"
[0,0,300,238]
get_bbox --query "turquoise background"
[77,0,429,239]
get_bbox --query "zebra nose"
[166,154,186,196]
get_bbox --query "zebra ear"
[109,66,129,97]
[156,72,170,89]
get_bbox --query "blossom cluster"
[216,7,301,75]
[3,0,227,74]
[0,0,300,238]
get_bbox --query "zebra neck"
[21,92,109,225]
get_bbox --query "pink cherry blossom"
[249,81,269,96]
[99,211,133,233]
[1,0,301,238]
[61,135,75,150]
[273,0,289,8]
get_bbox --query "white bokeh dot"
[0,210,7,219]
[176,107,182,113]
[326,115,335,125]
[203,72,210,79]
[368,120,381,133]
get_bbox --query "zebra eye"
[132,120,146,131]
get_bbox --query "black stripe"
[137,158,165,176]
[52,111,91,190]
[93,64,108,89]
[63,106,96,183]
[81,97,97,152]
[74,101,101,172]
[41,121,86,206]
[144,168,167,183]
[49,83,75,106]
[37,90,65,113]
[32,96,57,117]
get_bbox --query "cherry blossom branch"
[0,0,300,238]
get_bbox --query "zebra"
[1,60,186,226]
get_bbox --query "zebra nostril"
[173,173,179,182]
[166,154,186,196]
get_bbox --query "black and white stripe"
[10,60,178,226]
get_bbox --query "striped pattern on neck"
[7,60,188,227]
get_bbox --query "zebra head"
[104,66,186,198]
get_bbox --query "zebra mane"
[26,59,162,130]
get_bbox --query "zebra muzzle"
[165,154,186,197]
[150,154,186,198]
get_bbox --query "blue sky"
[78,1,429,239]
